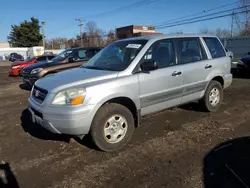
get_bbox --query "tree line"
[7,18,116,49]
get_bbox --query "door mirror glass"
[140,60,158,72]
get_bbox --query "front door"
[138,39,183,116]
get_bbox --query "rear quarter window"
[203,37,226,58]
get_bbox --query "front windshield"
[52,49,73,62]
[24,57,35,62]
[83,40,147,71]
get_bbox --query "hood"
[35,68,118,93]
[23,61,51,70]
[11,61,30,66]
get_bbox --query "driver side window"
[142,40,176,69]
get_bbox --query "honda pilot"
[28,34,232,152]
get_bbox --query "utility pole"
[231,10,234,38]
[41,21,45,49]
[75,18,84,47]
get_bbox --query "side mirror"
[140,60,158,72]
[68,57,75,63]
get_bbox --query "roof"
[117,33,218,42]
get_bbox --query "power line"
[88,0,159,19]
[153,1,240,27]
[155,4,250,28]
[156,9,250,29]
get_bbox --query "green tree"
[7,17,43,47]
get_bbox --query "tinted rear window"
[203,37,226,58]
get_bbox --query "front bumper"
[236,64,250,71]
[9,68,20,76]
[28,97,95,135]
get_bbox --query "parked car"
[225,48,234,60]
[9,53,24,62]
[9,54,56,76]
[236,54,250,74]
[22,47,101,85]
[28,34,232,152]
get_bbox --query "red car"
[9,54,56,76]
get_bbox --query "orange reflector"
[70,96,84,105]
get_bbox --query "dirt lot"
[1,66,250,188]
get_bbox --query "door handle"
[172,71,182,76]
[205,64,212,69]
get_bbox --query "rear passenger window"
[142,40,176,69]
[177,38,204,64]
[78,50,87,59]
[203,37,226,58]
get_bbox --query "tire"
[90,103,135,152]
[199,80,223,112]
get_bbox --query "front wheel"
[90,103,135,152]
[199,80,223,112]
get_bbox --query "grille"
[32,85,48,104]
[22,69,31,79]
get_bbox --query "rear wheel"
[199,80,223,112]
[90,103,135,152]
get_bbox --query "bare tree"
[200,28,231,38]
[45,37,69,49]
[84,21,105,47]
[105,30,116,46]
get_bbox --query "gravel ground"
[0,66,250,188]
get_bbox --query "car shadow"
[20,109,97,149]
[19,83,32,91]
[203,137,250,188]
[20,109,71,143]
[0,162,19,188]
[179,101,207,112]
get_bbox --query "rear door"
[202,37,229,76]
[176,37,210,103]
[138,39,183,116]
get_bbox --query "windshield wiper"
[83,66,107,70]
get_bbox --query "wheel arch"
[101,97,140,127]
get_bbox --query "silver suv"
[28,34,232,151]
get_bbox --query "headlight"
[238,60,244,65]
[12,65,20,69]
[52,88,86,106]
[31,68,43,74]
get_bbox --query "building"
[0,42,9,48]
[116,25,163,39]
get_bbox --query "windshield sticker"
[126,44,141,49]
